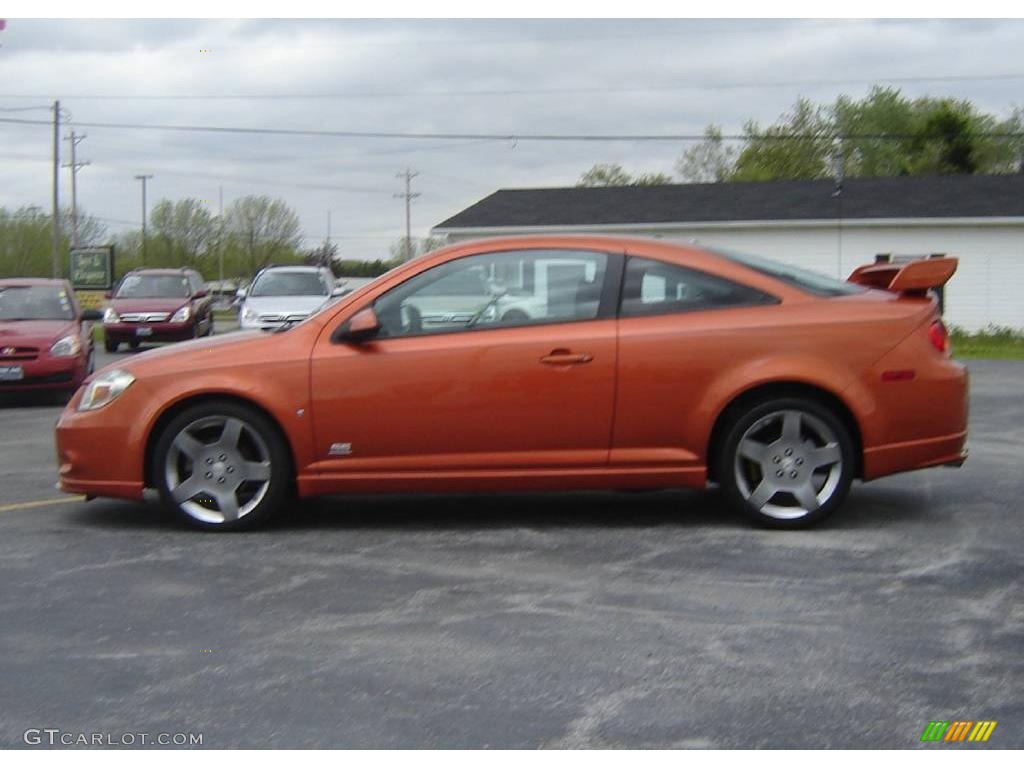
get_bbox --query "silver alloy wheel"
[163,415,272,524]
[733,409,843,520]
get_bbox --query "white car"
[237,266,343,331]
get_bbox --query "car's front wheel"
[718,398,854,528]
[152,401,291,531]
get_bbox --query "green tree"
[304,241,338,268]
[835,87,1018,177]
[578,163,634,187]
[149,198,217,271]
[224,195,302,275]
[732,98,836,181]
[333,259,402,278]
[0,206,107,278]
[577,163,673,187]
[389,235,447,262]
[834,86,920,177]
[675,125,738,182]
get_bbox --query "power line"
[1,115,1021,143]
[4,73,1024,101]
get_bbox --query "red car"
[0,279,101,392]
[102,268,213,352]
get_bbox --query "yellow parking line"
[0,496,86,513]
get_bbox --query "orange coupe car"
[55,236,967,531]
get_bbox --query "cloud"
[1,18,1022,260]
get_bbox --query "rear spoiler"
[847,257,958,293]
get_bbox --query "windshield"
[115,274,190,299]
[0,285,75,321]
[710,248,865,297]
[250,271,329,297]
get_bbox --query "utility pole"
[51,100,61,278]
[62,131,90,248]
[134,174,153,265]
[394,168,420,261]
[218,185,224,287]
[831,144,845,278]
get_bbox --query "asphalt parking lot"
[0,341,1021,748]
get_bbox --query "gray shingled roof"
[434,174,1024,230]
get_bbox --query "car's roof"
[257,265,325,273]
[0,277,68,287]
[124,268,194,276]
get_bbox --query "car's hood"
[243,295,328,316]
[91,320,325,383]
[109,297,189,313]
[0,319,75,348]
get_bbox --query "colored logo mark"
[920,720,997,742]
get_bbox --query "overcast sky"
[1,18,1023,261]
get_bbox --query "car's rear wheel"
[104,338,118,353]
[718,398,854,528]
[152,401,291,531]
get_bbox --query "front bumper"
[0,354,85,391]
[54,389,146,501]
[104,321,196,344]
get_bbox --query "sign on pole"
[69,246,115,290]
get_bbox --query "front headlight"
[50,334,81,357]
[170,305,191,323]
[241,305,256,322]
[103,307,120,324]
[78,369,136,412]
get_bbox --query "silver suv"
[237,266,342,331]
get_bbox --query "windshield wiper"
[271,319,299,333]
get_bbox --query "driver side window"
[373,249,609,338]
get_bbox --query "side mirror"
[104,291,113,300]
[330,286,346,298]
[80,309,103,322]
[236,288,247,299]
[337,307,381,344]
[193,289,208,299]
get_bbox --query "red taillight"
[928,319,950,356]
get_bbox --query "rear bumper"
[863,430,968,480]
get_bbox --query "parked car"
[237,265,343,331]
[0,278,101,392]
[205,279,239,311]
[102,268,213,352]
[56,236,967,531]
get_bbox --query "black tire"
[205,315,215,337]
[152,400,292,531]
[104,338,118,353]
[717,397,855,529]
[129,339,140,350]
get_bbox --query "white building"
[432,175,1024,331]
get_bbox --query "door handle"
[540,350,593,365]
